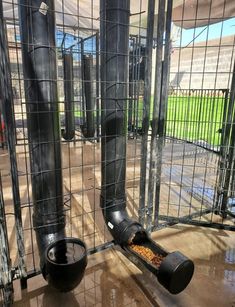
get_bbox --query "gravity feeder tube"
[19,0,87,292]
[100,0,194,294]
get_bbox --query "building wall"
[168,35,235,91]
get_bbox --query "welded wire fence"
[147,0,235,232]
[0,0,235,305]
[0,0,148,304]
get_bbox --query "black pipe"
[100,0,142,244]
[100,0,194,294]
[81,54,95,138]
[19,0,87,291]
[96,32,100,142]
[62,52,75,140]
[128,36,135,133]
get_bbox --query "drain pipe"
[62,52,75,140]
[19,0,87,291]
[100,0,194,294]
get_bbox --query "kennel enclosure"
[0,0,235,305]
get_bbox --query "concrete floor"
[1,137,235,306]
[11,224,235,307]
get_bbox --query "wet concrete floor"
[11,224,235,307]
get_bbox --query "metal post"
[0,0,26,279]
[0,174,13,305]
[221,87,235,216]
[146,0,166,231]
[138,0,155,225]
[154,0,173,224]
[217,61,235,217]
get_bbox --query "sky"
[174,17,235,47]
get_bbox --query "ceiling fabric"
[172,0,235,29]
[3,0,234,33]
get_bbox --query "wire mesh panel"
[0,0,234,304]
[147,0,235,231]
[0,0,149,301]
[0,174,13,306]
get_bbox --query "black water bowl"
[45,237,87,292]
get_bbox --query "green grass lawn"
[133,94,225,146]
[166,95,225,146]
[73,94,226,146]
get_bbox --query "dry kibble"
[129,244,165,268]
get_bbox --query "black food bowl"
[45,237,87,292]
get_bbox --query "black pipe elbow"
[101,197,146,245]
[101,198,194,294]
[62,128,75,141]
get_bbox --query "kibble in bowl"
[129,244,165,268]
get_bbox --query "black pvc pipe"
[128,36,135,133]
[81,54,95,138]
[96,32,100,142]
[62,52,75,140]
[100,0,194,294]
[19,0,87,291]
[19,0,65,267]
[100,0,144,244]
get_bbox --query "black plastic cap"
[157,251,194,294]
[45,237,87,292]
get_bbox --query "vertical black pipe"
[0,0,26,278]
[62,52,75,140]
[19,0,65,271]
[81,54,95,138]
[100,0,145,243]
[99,0,194,294]
[96,32,100,142]
[100,0,128,204]
[138,0,155,225]
[128,36,135,133]
[80,40,85,129]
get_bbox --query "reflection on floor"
[12,224,235,307]
[13,249,151,307]
[120,224,235,307]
